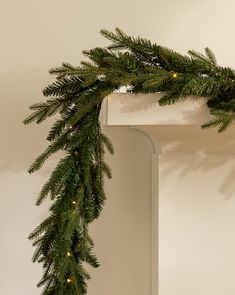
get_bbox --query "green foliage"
[201,110,235,132]
[25,28,235,295]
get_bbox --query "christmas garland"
[24,28,235,295]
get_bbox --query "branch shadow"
[159,136,235,200]
[119,93,160,113]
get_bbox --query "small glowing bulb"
[172,73,178,78]
[67,251,72,257]
[72,200,76,204]
[69,126,73,130]
[67,278,72,283]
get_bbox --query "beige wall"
[1,1,235,295]
[159,153,235,295]
[141,126,235,295]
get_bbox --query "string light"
[67,278,72,283]
[72,200,76,205]
[172,72,178,78]
[69,126,73,130]
[67,251,72,257]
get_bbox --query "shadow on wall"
[0,69,59,175]
[142,124,235,200]
[160,148,235,200]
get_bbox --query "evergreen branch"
[43,77,84,97]
[24,98,64,125]
[28,132,69,173]
[204,47,217,65]
[28,216,54,240]
[188,49,215,66]
[25,28,235,295]
[36,156,75,205]
[100,133,114,154]
[49,62,81,78]
[47,118,68,141]
[201,110,235,132]
[100,161,112,179]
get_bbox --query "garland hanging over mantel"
[24,28,235,295]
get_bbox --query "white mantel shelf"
[102,92,235,155]
[102,93,235,295]
[101,93,235,155]
[102,92,212,126]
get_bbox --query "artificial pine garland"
[24,28,235,295]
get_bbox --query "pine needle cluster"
[24,28,235,295]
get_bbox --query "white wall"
[159,153,235,295]
[141,126,235,295]
[0,1,235,295]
